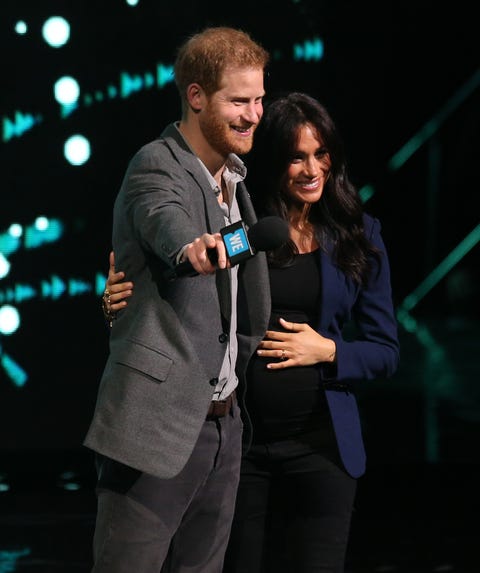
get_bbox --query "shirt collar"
[198,154,246,197]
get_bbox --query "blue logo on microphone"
[220,221,254,265]
[224,228,249,257]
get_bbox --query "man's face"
[199,67,265,157]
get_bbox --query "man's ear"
[185,83,204,113]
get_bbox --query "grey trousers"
[90,404,243,573]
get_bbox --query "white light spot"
[42,16,70,48]
[0,305,20,335]
[15,21,28,34]
[54,76,80,106]
[64,134,91,166]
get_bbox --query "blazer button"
[209,377,219,387]
[218,333,229,343]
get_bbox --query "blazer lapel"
[163,125,233,321]
[161,123,226,233]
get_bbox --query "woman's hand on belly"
[256,317,336,370]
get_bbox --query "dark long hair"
[246,92,378,285]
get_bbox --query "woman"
[102,92,400,572]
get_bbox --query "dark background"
[1,0,479,467]
[1,2,479,572]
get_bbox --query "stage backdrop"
[1,0,479,464]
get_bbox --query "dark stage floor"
[0,451,477,573]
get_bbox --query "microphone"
[165,216,289,280]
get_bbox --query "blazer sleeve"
[120,142,201,263]
[325,216,400,383]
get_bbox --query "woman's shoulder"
[362,211,381,233]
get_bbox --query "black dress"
[246,250,336,450]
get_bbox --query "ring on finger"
[281,349,287,361]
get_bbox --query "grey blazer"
[84,123,270,478]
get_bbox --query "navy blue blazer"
[317,214,399,477]
[239,213,399,479]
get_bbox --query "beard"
[199,107,255,157]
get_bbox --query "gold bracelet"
[101,289,116,328]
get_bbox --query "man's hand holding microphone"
[165,216,289,281]
[181,232,229,276]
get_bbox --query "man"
[84,27,271,573]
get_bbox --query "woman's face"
[283,123,331,206]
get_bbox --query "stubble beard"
[200,112,254,157]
